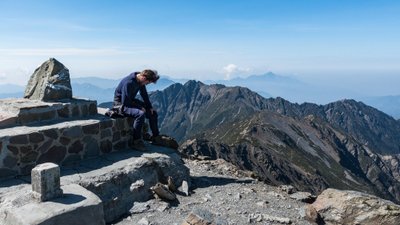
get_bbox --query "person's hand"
[149,108,156,115]
[141,107,146,113]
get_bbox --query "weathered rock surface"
[305,188,400,225]
[115,158,313,225]
[61,146,190,223]
[1,184,105,225]
[0,146,190,224]
[24,58,72,101]
[181,209,223,225]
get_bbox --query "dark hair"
[141,69,160,83]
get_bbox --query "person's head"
[137,69,159,86]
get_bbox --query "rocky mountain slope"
[264,97,400,154]
[113,157,400,225]
[149,81,400,203]
[150,81,269,142]
[114,158,314,225]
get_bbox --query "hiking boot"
[151,135,179,149]
[143,132,152,141]
[132,139,146,151]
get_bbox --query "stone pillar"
[31,162,63,201]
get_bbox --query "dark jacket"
[113,72,152,109]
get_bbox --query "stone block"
[100,140,112,153]
[7,145,19,155]
[62,126,83,139]
[39,110,57,121]
[112,131,121,142]
[83,136,100,157]
[89,103,98,114]
[82,123,99,135]
[20,145,33,154]
[100,129,112,139]
[43,129,58,139]
[81,104,89,116]
[57,105,70,118]
[29,132,45,143]
[9,134,29,144]
[36,146,67,164]
[100,120,113,129]
[59,136,71,145]
[21,151,38,163]
[68,140,84,154]
[37,140,53,154]
[18,113,40,124]
[31,163,63,202]
[3,155,18,168]
[72,105,80,117]
[4,184,105,225]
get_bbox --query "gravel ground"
[112,159,313,225]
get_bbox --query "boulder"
[305,188,400,225]
[24,58,72,101]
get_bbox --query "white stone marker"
[31,162,63,201]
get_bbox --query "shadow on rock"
[191,176,254,189]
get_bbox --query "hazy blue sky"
[1,0,399,94]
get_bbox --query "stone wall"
[0,115,135,178]
[0,98,98,129]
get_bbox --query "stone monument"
[24,58,73,101]
[31,163,63,201]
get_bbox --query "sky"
[0,0,400,95]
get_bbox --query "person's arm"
[139,85,153,109]
[121,81,134,107]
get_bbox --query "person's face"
[138,75,151,86]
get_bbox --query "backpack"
[105,105,124,118]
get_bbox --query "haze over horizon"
[1,0,400,97]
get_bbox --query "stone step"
[0,98,98,129]
[0,113,134,178]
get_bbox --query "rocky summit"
[24,58,73,101]
[2,64,400,225]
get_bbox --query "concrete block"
[31,163,63,201]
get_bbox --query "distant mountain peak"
[184,80,204,87]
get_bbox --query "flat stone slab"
[1,184,105,225]
[0,98,97,128]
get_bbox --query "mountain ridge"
[150,80,400,203]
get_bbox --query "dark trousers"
[119,103,160,140]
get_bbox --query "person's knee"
[149,110,158,119]
[137,110,146,120]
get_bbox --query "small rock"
[150,183,176,201]
[262,214,292,224]
[138,217,150,225]
[289,192,316,203]
[167,176,176,192]
[181,209,225,225]
[256,200,269,207]
[129,202,151,214]
[157,201,170,212]
[130,179,145,192]
[279,185,295,194]
[235,193,241,200]
[180,180,190,196]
